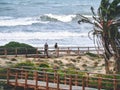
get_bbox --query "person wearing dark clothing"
[54,43,59,57]
[44,43,48,57]
[54,43,58,49]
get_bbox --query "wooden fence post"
[4,48,7,57]
[75,73,78,86]
[35,71,38,90]
[21,67,24,79]
[25,48,27,57]
[64,70,67,85]
[78,47,80,55]
[7,68,10,84]
[24,72,28,90]
[85,73,89,87]
[67,47,70,55]
[113,75,117,90]
[82,76,86,90]
[43,69,46,81]
[54,68,57,83]
[88,47,89,53]
[57,74,60,90]
[15,48,17,57]
[98,77,102,90]
[57,47,59,57]
[36,48,38,58]
[14,73,18,89]
[69,75,72,90]
[46,73,49,90]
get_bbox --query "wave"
[40,14,93,22]
[0,31,88,40]
[40,14,76,22]
[0,16,13,20]
[0,14,93,26]
[0,16,48,26]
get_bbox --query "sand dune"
[0,54,107,74]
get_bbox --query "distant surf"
[0,0,100,47]
[0,16,48,26]
[0,14,93,26]
[0,31,88,40]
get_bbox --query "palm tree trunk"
[115,56,120,73]
[104,58,110,73]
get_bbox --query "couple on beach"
[44,43,58,57]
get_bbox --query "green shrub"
[85,52,99,57]
[0,41,40,55]
[39,63,49,68]
[1,41,33,48]
[14,61,35,68]
[0,68,7,79]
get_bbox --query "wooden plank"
[8,79,102,90]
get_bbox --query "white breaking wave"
[0,16,48,26]
[0,14,93,26]
[0,16,14,20]
[0,31,88,40]
[43,14,95,22]
[83,15,93,18]
[44,14,76,22]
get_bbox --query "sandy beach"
[0,54,106,74]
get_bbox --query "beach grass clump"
[94,61,98,67]
[102,63,105,66]
[39,63,49,68]
[36,59,45,62]
[82,64,87,67]
[70,59,77,63]
[6,61,12,64]
[65,68,76,74]
[38,63,56,73]
[65,58,69,60]
[85,52,99,58]
[76,59,80,63]
[76,56,81,59]
[65,63,75,68]
[10,58,17,61]
[54,60,63,65]
[14,60,35,68]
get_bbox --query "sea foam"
[0,31,88,40]
[0,14,93,26]
[43,14,76,22]
[0,16,48,26]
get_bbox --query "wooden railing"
[0,46,104,57]
[5,66,120,90]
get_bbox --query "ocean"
[0,0,101,47]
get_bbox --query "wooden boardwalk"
[5,67,120,90]
[9,79,98,90]
[0,46,104,58]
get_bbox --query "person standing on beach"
[54,43,59,57]
[44,43,48,57]
[54,43,58,49]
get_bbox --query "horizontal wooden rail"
[5,67,120,90]
[0,66,120,90]
[0,46,104,58]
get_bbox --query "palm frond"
[78,0,120,56]
[108,0,120,20]
[99,0,110,19]
[91,6,96,16]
